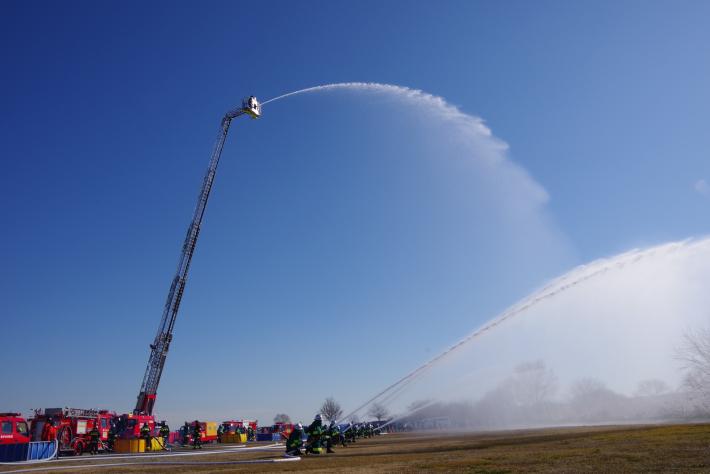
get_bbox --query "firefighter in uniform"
[41,418,57,442]
[181,422,189,446]
[159,421,170,449]
[88,424,101,455]
[333,422,346,448]
[324,422,338,453]
[305,414,323,454]
[192,420,202,449]
[217,423,224,443]
[322,421,332,454]
[346,423,356,443]
[140,422,152,451]
[285,423,304,456]
[247,425,255,442]
[107,425,117,452]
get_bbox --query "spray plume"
[337,238,710,423]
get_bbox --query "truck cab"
[114,413,155,439]
[0,413,30,445]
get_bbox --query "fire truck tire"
[73,440,84,456]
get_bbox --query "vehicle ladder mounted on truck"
[134,97,261,416]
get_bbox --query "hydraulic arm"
[134,98,260,415]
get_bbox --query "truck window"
[16,422,28,435]
[1,422,12,434]
[101,419,107,429]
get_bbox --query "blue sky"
[1,1,709,426]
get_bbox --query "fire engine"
[0,413,30,445]
[120,96,262,438]
[113,413,155,440]
[30,408,115,455]
[178,421,218,444]
[221,419,258,433]
[257,421,294,441]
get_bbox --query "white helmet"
[296,423,303,430]
[315,414,322,421]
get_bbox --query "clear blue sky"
[1,1,709,426]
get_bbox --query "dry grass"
[4,424,710,473]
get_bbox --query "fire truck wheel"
[73,440,84,456]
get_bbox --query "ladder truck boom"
[134,97,261,416]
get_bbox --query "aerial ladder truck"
[132,96,261,419]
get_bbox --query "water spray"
[339,238,708,423]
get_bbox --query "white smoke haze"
[150,82,579,426]
[217,84,708,428]
[357,238,710,429]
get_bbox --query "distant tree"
[509,360,558,407]
[367,402,389,422]
[568,378,627,422]
[677,327,710,411]
[273,413,291,424]
[634,379,671,397]
[320,397,343,423]
[569,378,608,401]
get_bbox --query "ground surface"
[3,424,710,473]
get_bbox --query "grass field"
[3,424,710,473]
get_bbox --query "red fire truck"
[221,419,258,434]
[177,421,218,445]
[256,422,294,441]
[0,413,30,445]
[113,413,155,440]
[30,408,115,455]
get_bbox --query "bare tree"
[634,379,671,397]
[273,413,291,424]
[568,378,627,422]
[569,378,608,401]
[677,327,710,411]
[509,360,558,407]
[320,397,343,423]
[367,402,389,422]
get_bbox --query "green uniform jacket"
[286,430,302,450]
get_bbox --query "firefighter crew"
[192,420,202,449]
[247,424,255,442]
[285,423,304,456]
[321,421,332,454]
[159,421,170,449]
[332,422,346,448]
[41,418,57,442]
[140,422,152,451]
[106,425,117,452]
[324,422,337,453]
[88,424,101,455]
[305,414,324,454]
[345,423,356,443]
[181,422,189,446]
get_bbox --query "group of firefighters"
[37,414,382,457]
[38,417,171,454]
[285,414,381,456]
